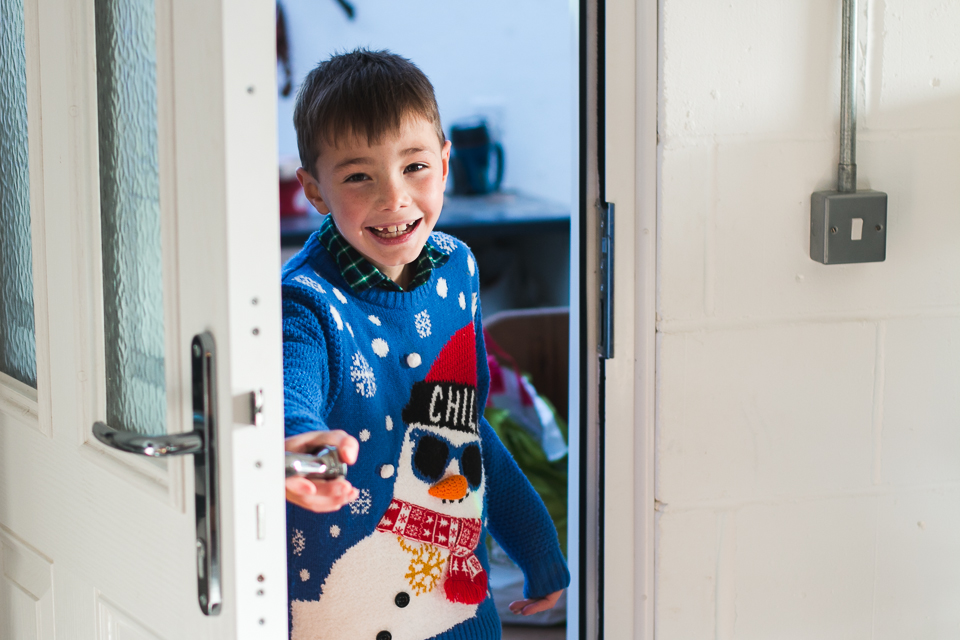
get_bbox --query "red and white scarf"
[376,498,487,605]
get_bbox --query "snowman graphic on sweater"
[292,324,488,640]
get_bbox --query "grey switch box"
[810,190,887,264]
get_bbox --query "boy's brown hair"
[294,49,445,176]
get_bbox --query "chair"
[483,307,569,421]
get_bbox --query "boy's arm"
[480,415,571,600]
[282,293,341,436]
[467,255,569,602]
[282,292,357,511]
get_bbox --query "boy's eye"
[344,173,369,183]
[404,163,427,173]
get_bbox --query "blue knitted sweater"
[281,230,570,640]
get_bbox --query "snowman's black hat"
[402,323,479,434]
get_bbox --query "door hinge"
[598,201,615,360]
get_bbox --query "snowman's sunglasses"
[409,428,483,490]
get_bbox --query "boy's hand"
[508,589,563,616]
[284,430,360,513]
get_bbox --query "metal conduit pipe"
[838,0,857,193]
[810,0,887,265]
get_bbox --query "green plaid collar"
[317,215,449,293]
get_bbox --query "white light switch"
[851,217,863,241]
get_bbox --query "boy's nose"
[428,474,468,501]
[378,177,412,211]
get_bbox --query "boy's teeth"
[371,221,415,236]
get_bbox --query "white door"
[0,0,286,637]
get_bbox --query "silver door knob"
[93,422,203,457]
[285,447,347,480]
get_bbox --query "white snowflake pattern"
[333,288,348,304]
[368,315,382,326]
[467,255,476,276]
[472,293,478,317]
[350,488,372,515]
[329,305,343,330]
[359,429,371,442]
[430,232,458,255]
[293,274,326,294]
[385,416,394,431]
[346,322,354,337]
[330,525,341,538]
[436,278,448,298]
[372,338,389,357]
[292,529,306,556]
[458,292,466,310]
[415,311,432,338]
[300,568,311,582]
[350,352,376,398]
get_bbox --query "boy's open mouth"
[367,218,421,240]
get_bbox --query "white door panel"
[0,0,286,637]
[0,527,54,640]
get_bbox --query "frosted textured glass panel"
[0,0,37,388]
[96,0,166,434]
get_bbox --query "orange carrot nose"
[429,475,468,500]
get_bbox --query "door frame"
[570,0,657,638]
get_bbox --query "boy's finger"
[521,600,551,615]
[286,477,354,498]
[287,493,344,513]
[509,599,547,616]
[508,599,530,614]
[508,590,562,616]
[284,430,336,452]
[297,486,358,512]
[285,476,318,496]
[335,434,359,464]
[285,481,358,513]
[308,478,353,497]
[284,430,359,465]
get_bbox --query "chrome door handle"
[285,448,347,479]
[92,332,222,616]
[93,423,203,457]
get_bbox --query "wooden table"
[279,190,570,247]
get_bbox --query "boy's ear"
[440,140,452,185]
[296,167,331,214]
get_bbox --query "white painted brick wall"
[656,0,960,636]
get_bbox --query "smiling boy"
[280,50,569,639]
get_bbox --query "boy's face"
[298,117,452,284]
